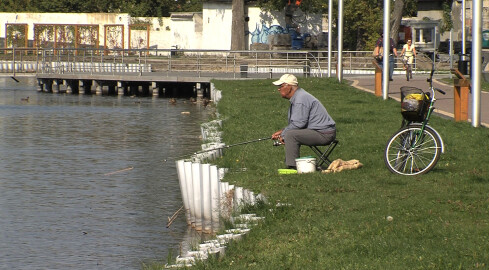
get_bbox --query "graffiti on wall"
[34,24,55,48]
[105,25,124,50]
[249,23,288,44]
[33,24,99,49]
[77,25,99,48]
[129,24,150,50]
[56,25,76,48]
[5,24,28,48]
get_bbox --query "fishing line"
[104,167,134,176]
[171,136,272,160]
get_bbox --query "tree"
[0,0,38,11]
[1,0,203,17]
[231,0,245,51]
[343,0,383,51]
[390,0,405,44]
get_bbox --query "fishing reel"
[273,140,284,146]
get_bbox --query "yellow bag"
[401,93,429,121]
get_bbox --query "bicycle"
[401,56,413,81]
[384,65,446,175]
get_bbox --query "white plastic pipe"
[218,168,227,180]
[210,165,220,232]
[234,186,244,211]
[249,191,256,205]
[220,182,231,218]
[243,188,250,205]
[191,163,203,230]
[183,161,195,225]
[176,160,191,223]
[220,182,228,198]
[201,163,212,232]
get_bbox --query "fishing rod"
[222,137,271,148]
[175,136,271,159]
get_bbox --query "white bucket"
[295,157,316,174]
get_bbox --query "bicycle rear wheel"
[405,64,413,81]
[384,125,442,175]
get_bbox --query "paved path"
[345,72,489,128]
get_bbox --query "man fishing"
[271,74,336,170]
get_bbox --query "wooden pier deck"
[35,72,230,98]
[35,68,278,98]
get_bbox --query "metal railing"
[1,47,449,77]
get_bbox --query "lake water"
[0,75,212,269]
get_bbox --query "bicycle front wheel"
[384,125,442,175]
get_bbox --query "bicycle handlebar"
[426,64,446,96]
[434,88,446,95]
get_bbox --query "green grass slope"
[191,77,489,270]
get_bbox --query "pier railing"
[0,47,448,78]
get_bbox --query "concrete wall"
[171,13,203,50]
[1,12,131,47]
[200,3,322,50]
[202,3,233,50]
[0,4,322,51]
[136,17,172,50]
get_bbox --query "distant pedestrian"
[373,33,398,81]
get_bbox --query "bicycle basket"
[400,86,429,122]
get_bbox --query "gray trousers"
[283,129,336,167]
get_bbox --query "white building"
[0,2,322,52]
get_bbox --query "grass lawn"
[169,77,489,269]
[439,77,489,92]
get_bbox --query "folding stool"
[309,139,339,169]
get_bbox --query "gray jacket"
[282,88,335,136]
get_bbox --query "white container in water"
[295,157,317,174]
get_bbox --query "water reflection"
[0,76,212,269]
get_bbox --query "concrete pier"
[36,73,211,98]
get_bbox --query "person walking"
[373,33,398,81]
[271,74,336,170]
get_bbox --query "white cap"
[272,74,298,86]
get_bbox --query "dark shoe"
[287,166,297,170]
[389,78,393,81]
